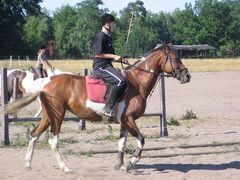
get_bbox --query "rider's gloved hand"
[115,55,129,64]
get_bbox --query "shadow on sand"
[136,161,240,173]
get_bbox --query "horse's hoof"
[63,167,72,174]
[24,165,32,171]
[114,162,124,170]
[126,161,135,172]
[120,166,127,172]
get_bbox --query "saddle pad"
[86,76,107,103]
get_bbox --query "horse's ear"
[164,42,171,52]
[163,41,167,47]
[168,43,173,48]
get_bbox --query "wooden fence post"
[1,68,9,145]
[18,56,20,67]
[159,73,168,137]
[78,68,88,131]
[9,55,12,67]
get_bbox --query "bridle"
[160,51,188,79]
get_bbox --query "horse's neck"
[128,52,161,98]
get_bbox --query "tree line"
[1,0,240,58]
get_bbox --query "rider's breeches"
[94,66,127,109]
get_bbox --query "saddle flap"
[86,76,107,103]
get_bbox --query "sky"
[40,0,196,13]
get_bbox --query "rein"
[120,61,173,78]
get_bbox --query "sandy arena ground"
[0,71,240,180]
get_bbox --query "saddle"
[86,70,128,103]
[31,66,48,80]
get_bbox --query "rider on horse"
[92,14,129,117]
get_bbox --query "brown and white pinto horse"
[7,44,191,173]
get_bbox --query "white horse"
[6,69,73,117]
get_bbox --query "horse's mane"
[125,59,145,70]
[8,70,22,80]
[124,45,165,71]
[151,44,165,53]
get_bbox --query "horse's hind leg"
[25,116,50,169]
[122,116,145,171]
[40,95,70,173]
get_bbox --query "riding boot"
[36,68,43,79]
[104,86,123,117]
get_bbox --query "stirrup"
[103,108,114,117]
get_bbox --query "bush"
[167,117,180,126]
[182,109,198,120]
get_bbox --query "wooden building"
[155,44,216,58]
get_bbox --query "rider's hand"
[121,58,129,64]
[115,55,129,64]
[114,55,121,61]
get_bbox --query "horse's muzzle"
[177,68,191,84]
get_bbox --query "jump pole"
[159,72,168,137]
[78,68,87,131]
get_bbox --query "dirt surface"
[1,71,240,180]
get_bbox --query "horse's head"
[157,43,191,84]
[7,70,26,101]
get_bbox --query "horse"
[6,68,73,117]
[6,44,191,173]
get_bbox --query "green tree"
[115,0,149,56]
[0,0,42,55]
[23,11,53,55]
[53,5,77,58]
[195,0,231,48]
[71,0,103,58]
[53,0,103,58]
[168,3,199,44]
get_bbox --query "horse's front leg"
[114,126,128,170]
[126,133,144,171]
[123,116,145,171]
[48,133,71,173]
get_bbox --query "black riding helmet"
[101,14,115,26]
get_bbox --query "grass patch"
[12,122,36,128]
[2,58,240,74]
[173,133,188,140]
[212,141,220,145]
[95,134,118,142]
[59,137,78,146]
[86,127,105,134]
[35,140,49,149]
[167,117,180,126]
[63,149,80,156]
[63,149,93,157]
[84,151,93,157]
[143,134,156,140]
[10,134,28,147]
[125,144,135,155]
[182,109,198,120]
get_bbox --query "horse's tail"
[6,91,41,114]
